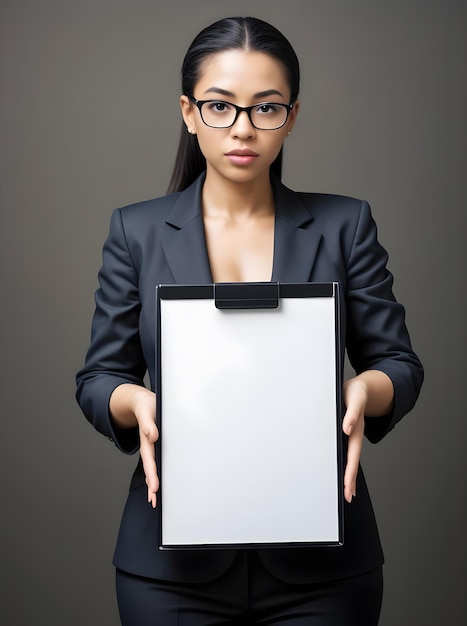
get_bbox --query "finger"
[140,417,159,444]
[140,431,160,508]
[342,378,367,437]
[134,390,158,442]
[343,419,364,503]
[342,406,359,437]
[144,462,159,507]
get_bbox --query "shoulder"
[105,192,183,252]
[296,190,363,209]
[117,192,181,226]
[301,191,372,239]
[115,174,205,234]
[294,189,367,219]
[274,178,370,234]
[275,177,366,212]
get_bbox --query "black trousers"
[116,551,383,625]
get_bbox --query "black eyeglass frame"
[188,96,294,130]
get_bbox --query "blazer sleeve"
[344,201,424,443]
[76,208,144,454]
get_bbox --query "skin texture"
[109,49,394,509]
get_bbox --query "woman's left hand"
[341,371,394,503]
[342,378,368,503]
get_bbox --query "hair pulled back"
[166,16,300,194]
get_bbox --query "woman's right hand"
[134,389,160,508]
[109,384,160,508]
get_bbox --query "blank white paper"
[159,293,340,547]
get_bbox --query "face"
[180,49,299,186]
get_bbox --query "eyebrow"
[203,87,285,99]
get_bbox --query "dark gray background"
[1,1,466,624]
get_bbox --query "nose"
[230,110,256,138]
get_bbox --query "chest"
[203,213,275,283]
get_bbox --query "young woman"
[76,16,423,625]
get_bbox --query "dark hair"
[166,16,300,194]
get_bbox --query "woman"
[76,16,423,625]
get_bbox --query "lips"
[225,149,259,165]
[226,149,259,157]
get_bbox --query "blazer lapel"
[271,178,322,283]
[160,174,213,284]
[160,174,322,285]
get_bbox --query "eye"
[207,101,233,113]
[256,104,279,114]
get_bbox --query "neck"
[202,169,274,221]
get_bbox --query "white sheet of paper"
[159,294,340,547]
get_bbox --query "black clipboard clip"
[214,282,280,310]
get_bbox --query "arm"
[341,201,424,501]
[76,208,160,505]
[76,208,147,454]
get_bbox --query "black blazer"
[76,173,423,584]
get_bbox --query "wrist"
[110,383,150,428]
[346,371,394,417]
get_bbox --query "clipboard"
[155,282,343,549]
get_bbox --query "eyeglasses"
[188,96,293,130]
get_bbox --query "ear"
[180,95,196,133]
[287,99,300,133]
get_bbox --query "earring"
[187,127,196,135]
[287,131,292,137]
